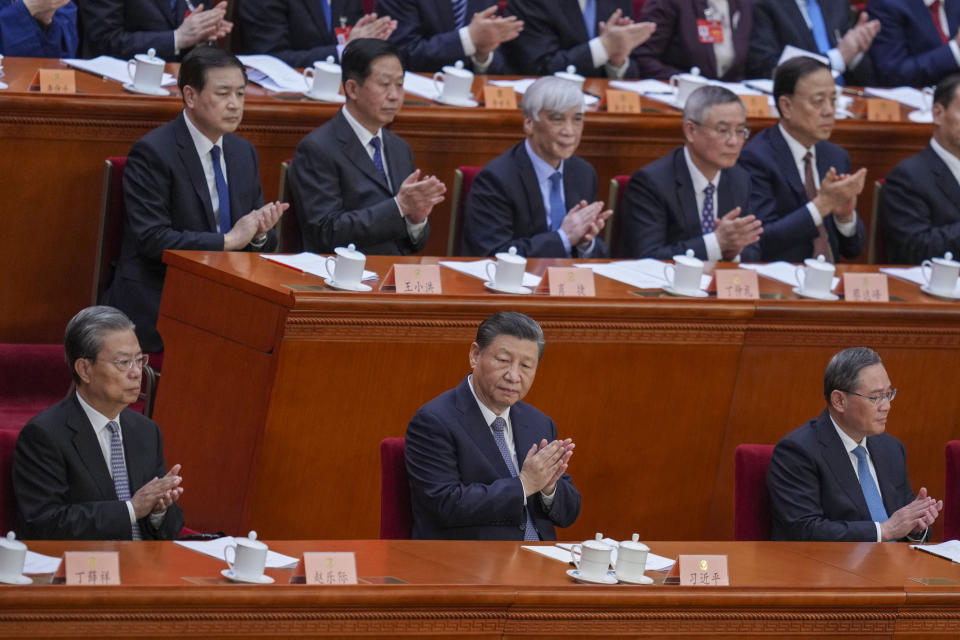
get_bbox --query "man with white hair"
[461,76,611,257]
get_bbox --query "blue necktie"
[451,0,468,28]
[548,171,566,232]
[369,137,390,189]
[491,417,539,541]
[701,183,716,233]
[210,146,231,234]
[806,0,831,55]
[107,421,143,540]
[319,0,333,31]
[582,0,597,39]
[852,446,889,523]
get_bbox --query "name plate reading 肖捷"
[534,267,596,297]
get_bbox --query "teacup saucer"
[324,277,372,292]
[662,284,708,298]
[921,284,960,300]
[302,90,346,103]
[615,572,654,585]
[791,286,839,301]
[0,573,33,585]
[122,82,170,96]
[0,81,8,91]
[221,568,274,584]
[566,568,618,585]
[436,94,479,108]
[908,110,933,123]
[484,281,533,295]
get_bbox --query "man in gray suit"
[290,38,446,255]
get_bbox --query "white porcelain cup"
[571,533,612,580]
[0,532,26,583]
[921,251,960,295]
[795,254,835,296]
[554,64,585,92]
[127,47,165,92]
[663,249,704,293]
[669,68,708,105]
[325,243,366,288]
[224,531,268,581]
[304,55,342,98]
[432,60,474,102]
[615,533,649,582]
[485,246,526,290]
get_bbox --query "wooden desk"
[0,58,934,342]
[1,539,957,638]
[154,251,960,542]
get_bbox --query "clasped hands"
[880,487,942,541]
[175,2,234,51]
[561,200,613,252]
[598,9,656,67]
[224,200,288,250]
[468,6,524,62]
[398,169,446,224]
[131,464,184,519]
[813,166,867,224]
[519,438,575,497]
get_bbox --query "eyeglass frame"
[688,120,751,140]
[86,353,150,373]
[840,387,898,407]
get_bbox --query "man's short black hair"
[935,73,960,110]
[178,46,247,95]
[773,56,832,116]
[475,311,545,360]
[341,38,402,88]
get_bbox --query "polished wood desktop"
[154,251,960,542]
[1,539,958,639]
[0,57,934,342]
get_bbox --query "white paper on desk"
[911,540,960,562]
[575,260,711,291]
[522,544,576,563]
[438,259,542,287]
[238,55,307,93]
[865,86,929,111]
[404,71,441,100]
[777,45,830,69]
[741,262,839,290]
[744,79,773,94]
[610,79,674,96]
[882,265,960,296]
[261,252,377,281]
[63,56,177,87]
[556,540,675,571]
[175,538,299,569]
[488,78,600,106]
[23,550,62,574]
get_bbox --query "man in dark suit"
[633,0,752,81]
[81,0,232,60]
[739,57,866,263]
[105,48,285,353]
[868,0,960,88]
[767,347,942,542]
[882,74,960,264]
[13,306,185,540]
[747,0,879,84]
[239,0,396,69]
[463,76,610,257]
[0,0,77,57]
[504,0,655,78]
[376,0,521,73]
[620,85,762,260]
[290,39,445,255]
[406,311,580,540]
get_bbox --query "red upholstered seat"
[633,0,647,19]
[734,444,775,541]
[0,344,72,432]
[946,441,960,540]
[0,429,18,534]
[380,437,412,539]
[449,165,482,256]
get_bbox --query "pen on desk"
[842,87,866,97]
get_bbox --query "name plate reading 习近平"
[678,554,729,586]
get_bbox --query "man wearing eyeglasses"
[619,84,762,260]
[12,306,185,540]
[767,347,942,542]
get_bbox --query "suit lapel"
[510,404,537,471]
[565,0,589,41]
[516,144,550,234]
[949,0,960,36]
[66,397,118,501]
[770,127,807,201]
[866,436,904,517]
[305,0,330,34]
[222,135,242,226]
[674,149,702,237]
[174,114,217,231]
[435,0,455,30]
[454,379,512,477]
[334,111,392,194]
[383,131,405,195]
[717,167,737,219]
[784,1,818,52]
[926,145,960,207]
[816,412,871,518]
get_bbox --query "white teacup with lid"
[0,54,7,91]
[663,249,704,294]
[570,533,613,580]
[615,533,652,584]
[485,246,527,291]
[223,530,271,583]
[921,251,960,297]
[795,254,835,297]
[669,66,708,106]
[554,65,585,93]
[325,243,367,289]
[0,532,31,585]
[304,55,343,101]
[433,60,474,104]
[126,47,166,94]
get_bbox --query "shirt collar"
[924,0,936,8]
[341,104,383,150]
[830,413,865,451]
[930,137,960,178]
[779,123,816,167]
[524,139,564,186]
[75,391,120,436]
[183,110,222,158]
[683,145,721,193]
[467,374,511,426]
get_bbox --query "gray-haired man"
[13,306,184,540]
[461,76,611,257]
[767,347,942,542]
[620,84,762,260]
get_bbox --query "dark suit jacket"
[633,0,752,81]
[738,125,866,262]
[13,395,185,540]
[289,108,428,255]
[867,0,960,87]
[504,0,639,77]
[0,0,77,57]
[462,142,609,258]
[376,0,509,73]
[105,112,274,352]
[405,376,581,540]
[767,408,917,541]
[881,144,960,264]
[239,0,365,69]
[81,0,187,60]
[747,0,874,84]
[619,146,760,260]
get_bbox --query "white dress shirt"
[183,110,227,232]
[578,0,631,78]
[706,0,735,78]
[792,0,865,73]
[830,416,883,542]
[930,136,960,187]
[683,146,725,261]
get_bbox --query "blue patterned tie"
[548,172,566,232]
[806,0,831,55]
[451,0,468,28]
[319,0,333,31]
[852,446,889,523]
[582,0,597,39]
[491,417,539,541]
[369,137,390,188]
[107,421,143,540]
[701,183,716,233]
[210,146,231,234]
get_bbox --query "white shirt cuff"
[173,31,181,56]
[874,521,882,542]
[827,47,846,73]
[703,232,722,261]
[125,500,136,525]
[849,50,865,70]
[149,510,166,527]
[578,237,597,257]
[540,487,556,508]
[557,229,573,256]
[588,36,610,68]
[458,26,476,56]
[949,39,960,67]
[806,200,825,227]
[395,196,426,241]
[835,210,858,237]
[337,43,347,61]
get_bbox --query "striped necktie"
[452,0,468,28]
[107,421,143,540]
[491,417,539,541]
